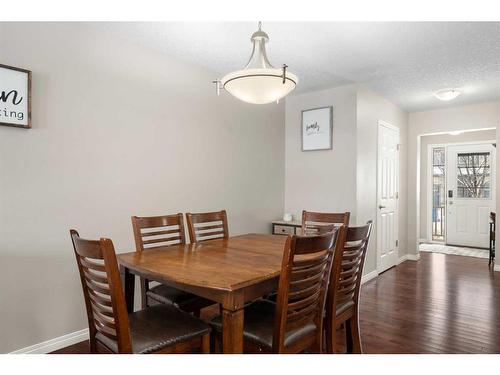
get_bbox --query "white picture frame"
[301,106,333,151]
[0,63,32,129]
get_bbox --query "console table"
[271,220,302,235]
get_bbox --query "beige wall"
[408,102,500,256]
[356,87,409,272]
[284,85,358,222]
[419,130,496,240]
[284,85,408,276]
[0,23,286,353]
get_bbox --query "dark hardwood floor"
[51,252,500,354]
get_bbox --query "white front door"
[446,143,496,248]
[377,121,399,273]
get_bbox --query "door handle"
[378,205,386,209]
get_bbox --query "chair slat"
[289,272,323,291]
[83,269,109,284]
[292,252,329,268]
[285,310,317,332]
[94,320,117,339]
[287,289,321,311]
[80,257,106,272]
[291,263,327,281]
[88,291,113,308]
[196,230,225,238]
[141,228,181,237]
[286,300,319,323]
[91,303,115,318]
[142,236,182,245]
[84,278,111,296]
[194,223,223,231]
[287,284,320,302]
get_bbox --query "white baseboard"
[361,270,378,284]
[407,253,420,261]
[494,264,500,272]
[398,252,420,265]
[397,254,409,264]
[9,328,89,354]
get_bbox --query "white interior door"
[446,143,496,248]
[377,121,399,273]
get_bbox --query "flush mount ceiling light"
[434,88,461,101]
[213,22,298,104]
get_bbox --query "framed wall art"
[301,106,332,151]
[0,63,31,129]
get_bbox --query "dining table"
[117,233,288,354]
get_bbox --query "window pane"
[432,147,446,241]
[456,152,491,198]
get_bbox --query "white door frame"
[426,140,496,243]
[376,120,400,273]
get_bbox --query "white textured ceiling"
[90,22,500,112]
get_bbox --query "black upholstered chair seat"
[96,304,210,354]
[147,284,213,310]
[210,299,316,351]
[148,285,198,305]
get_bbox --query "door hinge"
[397,144,401,151]
[395,240,399,247]
[395,192,399,199]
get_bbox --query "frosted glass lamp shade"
[434,89,461,101]
[221,68,298,104]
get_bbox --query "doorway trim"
[425,139,496,243]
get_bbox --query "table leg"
[120,265,135,313]
[222,307,244,353]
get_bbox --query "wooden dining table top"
[117,233,288,292]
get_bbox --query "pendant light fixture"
[213,22,298,104]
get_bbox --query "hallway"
[360,252,500,353]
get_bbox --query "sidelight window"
[432,148,446,241]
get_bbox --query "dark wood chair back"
[301,210,350,235]
[330,221,372,310]
[273,226,343,352]
[70,230,132,353]
[325,221,372,353]
[131,213,186,251]
[186,210,229,243]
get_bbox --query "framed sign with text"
[301,106,333,151]
[0,64,31,129]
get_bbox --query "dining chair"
[301,210,350,235]
[210,227,343,353]
[131,214,213,314]
[186,210,229,244]
[325,221,372,354]
[70,229,211,354]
